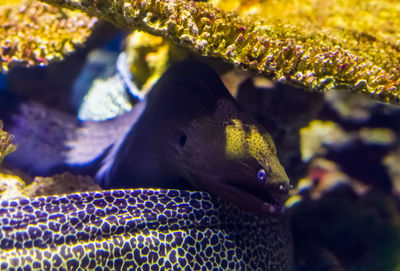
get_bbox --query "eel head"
[176,98,290,216]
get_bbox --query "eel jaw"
[222,178,289,216]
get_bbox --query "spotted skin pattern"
[0,189,292,270]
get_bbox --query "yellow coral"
[125,31,190,96]
[126,31,170,92]
[0,120,16,164]
[0,172,26,200]
[212,0,400,101]
[24,172,101,197]
[0,0,97,72]
[300,120,349,161]
[40,0,400,104]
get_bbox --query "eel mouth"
[224,178,289,216]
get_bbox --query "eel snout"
[221,177,290,216]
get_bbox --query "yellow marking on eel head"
[225,118,274,165]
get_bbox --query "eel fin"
[1,100,77,176]
[0,93,145,178]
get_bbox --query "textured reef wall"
[0,0,97,72]
[2,0,400,103]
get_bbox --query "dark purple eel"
[0,60,289,215]
[0,61,293,270]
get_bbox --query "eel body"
[0,61,293,270]
[0,189,292,271]
[1,60,290,215]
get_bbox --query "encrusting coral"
[0,0,97,72]
[0,120,16,164]
[38,0,400,104]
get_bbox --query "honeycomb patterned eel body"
[0,189,292,270]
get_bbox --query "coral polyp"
[38,0,400,104]
[0,0,97,72]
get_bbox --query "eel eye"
[257,169,267,182]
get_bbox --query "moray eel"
[0,189,292,270]
[0,61,292,270]
[1,60,289,215]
